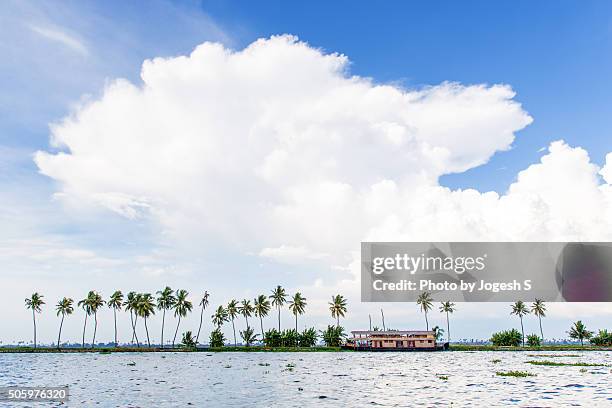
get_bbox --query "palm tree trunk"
[160,309,166,349]
[538,315,544,341]
[113,308,118,346]
[196,305,204,344]
[172,315,181,348]
[58,314,65,349]
[144,317,151,348]
[336,315,339,327]
[130,311,135,344]
[295,314,299,347]
[520,316,525,347]
[425,312,429,331]
[92,312,98,348]
[259,315,264,342]
[32,309,37,349]
[446,311,450,343]
[231,318,236,346]
[277,306,281,331]
[134,315,140,347]
[82,314,88,348]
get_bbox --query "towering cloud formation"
[35,35,612,279]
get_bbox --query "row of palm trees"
[24,287,348,348]
[415,292,548,345]
[25,288,556,348]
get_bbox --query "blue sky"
[1,1,612,345]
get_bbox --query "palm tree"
[240,326,258,346]
[531,299,546,342]
[439,301,455,343]
[254,294,271,341]
[124,291,139,346]
[55,297,73,349]
[270,286,287,331]
[156,287,176,348]
[195,291,209,344]
[432,325,445,342]
[227,299,239,346]
[510,300,529,346]
[416,292,433,330]
[239,299,253,330]
[172,289,193,348]
[288,292,307,337]
[24,293,44,348]
[212,305,228,328]
[568,320,593,346]
[78,292,93,348]
[329,294,347,327]
[88,291,105,348]
[108,291,123,347]
[137,293,156,347]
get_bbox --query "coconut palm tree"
[227,299,239,346]
[568,320,593,346]
[439,301,455,343]
[55,297,73,349]
[124,291,139,346]
[24,293,44,348]
[239,299,253,330]
[171,289,192,348]
[78,292,93,348]
[156,287,175,348]
[137,293,156,347]
[240,326,258,346]
[212,305,228,329]
[432,325,445,342]
[195,291,209,344]
[270,286,287,331]
[531,299,546,342]
[329,294,347,327]
[108,291,123,347]
[416,292,433,330]
[88,291,105,348]
[510,300,529,346]
[288,292,307,338]
[254,294,271,341]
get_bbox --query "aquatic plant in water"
[496,371,535,377]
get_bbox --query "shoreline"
[1,345,610,353]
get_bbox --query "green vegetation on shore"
[3,344,610,353]
[0,346,343,353]
[449,344,611,351]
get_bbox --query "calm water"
[0,351,610,407]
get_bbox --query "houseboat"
[343,330,448,351]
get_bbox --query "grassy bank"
[207,346,343,352]
[449,344,612,352]
[0,346,343,353]
[1,345,610,353]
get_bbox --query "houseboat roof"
[351,330,433,335]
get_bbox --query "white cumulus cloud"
[34,35,612,324]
